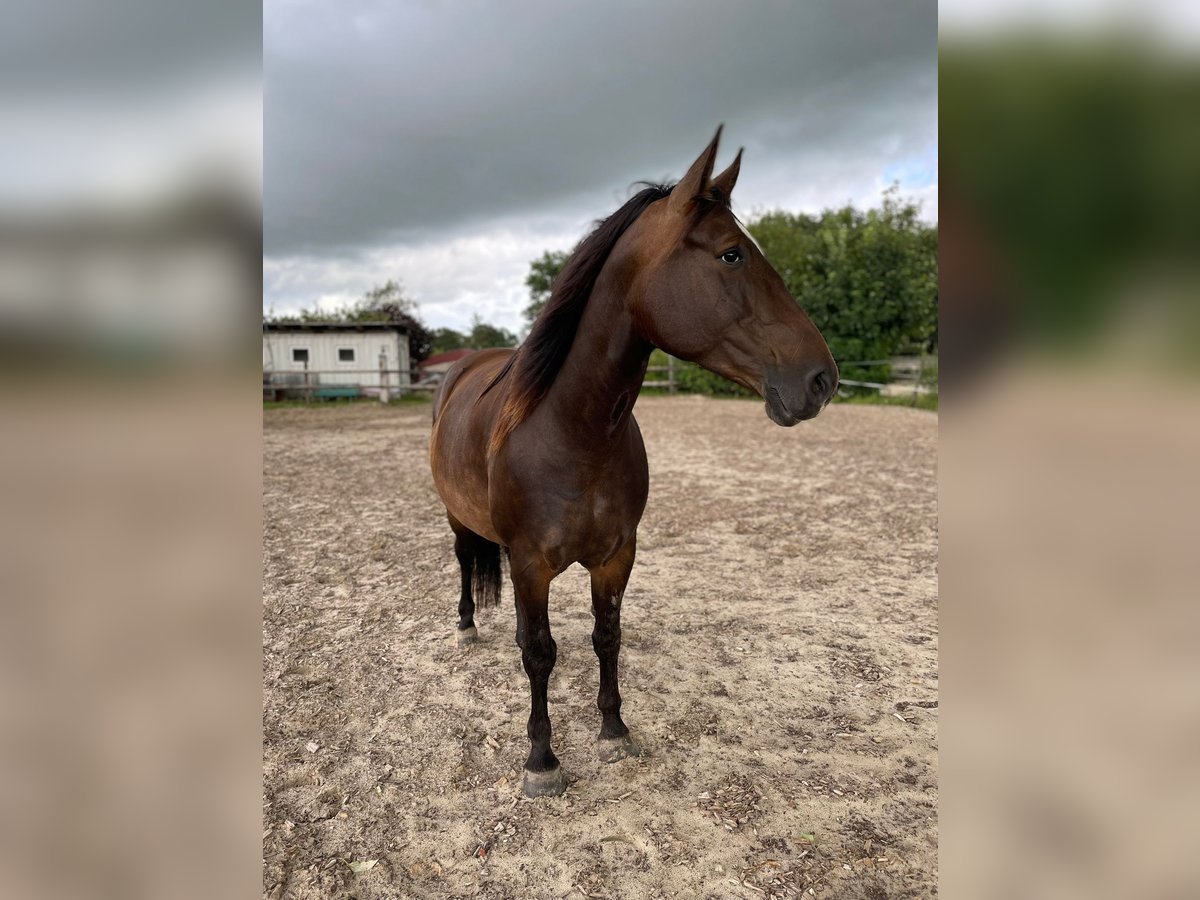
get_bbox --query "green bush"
[749,191,938,367]
[673,360,753,396]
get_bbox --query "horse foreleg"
[588,538,641,763]
[511,553,565,797]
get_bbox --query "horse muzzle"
[764,364,837,426]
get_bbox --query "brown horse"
[429,128,837,797]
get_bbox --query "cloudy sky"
[265,0,937,334]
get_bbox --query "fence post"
[303,359,311,403]
[379,350,390,405]
[913,356,922,407]
[667,356,677,395]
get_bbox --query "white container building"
[262,322,410,398]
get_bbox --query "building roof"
[419,348,475,368]
[263,321,408,334]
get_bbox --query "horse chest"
[541,491,634,570]
[491,461,641,566]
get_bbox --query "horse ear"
[709,147,743,202]
[668,125,723,213]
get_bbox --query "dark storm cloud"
[265,0,936,257]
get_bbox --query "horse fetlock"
[597,692,623,717]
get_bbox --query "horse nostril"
[811,369,829,400]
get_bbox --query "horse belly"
[436,473,498,542]
[430,433,495,538]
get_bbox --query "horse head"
[620,127,838,424]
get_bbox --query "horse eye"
[720,248,743,265]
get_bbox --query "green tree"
[429,327,468,354]
[523,250,570,326]
[466,313,517,349]
[749,190,937,383]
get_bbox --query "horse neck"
[542,270,651,447]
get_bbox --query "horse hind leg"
[449,515,502,646]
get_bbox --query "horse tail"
[466,532,504,609]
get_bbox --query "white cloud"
[266,218,581,333]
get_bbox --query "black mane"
[487,183,674,452]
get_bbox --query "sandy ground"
[263,396,938,899]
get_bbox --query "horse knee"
[591,628,620,656]
[521,632,557,678]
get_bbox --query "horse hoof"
[521,765,567,798]
[597,734,642,763]
[455,626,478,646]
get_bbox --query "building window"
[338,348,355,363]
[292,348,309,364]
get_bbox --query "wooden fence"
[644,359,677,392]
[264,355,935,404]
[836,357,937,403]
[264,358,681,402]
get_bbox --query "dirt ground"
[263,395,938,899]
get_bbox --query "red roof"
[419,348,475,368]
